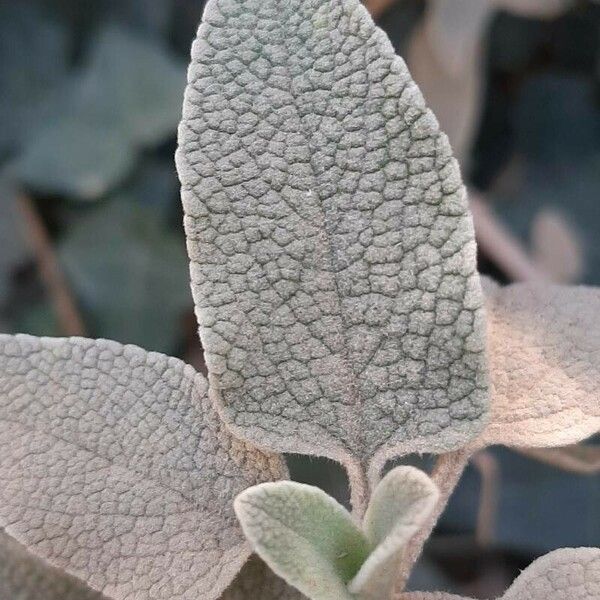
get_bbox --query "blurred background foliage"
[0,0,598,597]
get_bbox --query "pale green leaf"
[349,466,438,600]
[0,334,287,600]
[177,0,489,509]
[234,481,370,600]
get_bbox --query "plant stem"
[472,450,499,547]
[348,461,370,522]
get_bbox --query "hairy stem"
[348,461,370,522]
[392,449,473,595]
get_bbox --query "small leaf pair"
[235,466,439,600]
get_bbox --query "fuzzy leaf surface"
[401,547,600,599]
[481,279,600,448]
[350,466,438,599]
[234,481,370,600]
[177,0,489,490]
[0,334,287,600]
[503,547,600,599]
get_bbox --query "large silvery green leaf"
[0,530,106,600]
[177,0,489,503]
[234,481,370,600]
[0,334,288,600]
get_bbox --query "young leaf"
[222,556,306,600]
[401,547,600,600]
[0,334,287,600]
[177,0,489,504]
[0,530,106,600]
[234,481,370,600]
[350,466,439,600]
[480,278,600,448]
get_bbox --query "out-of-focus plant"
[14,25,184,200]
[0,1,192,354]
[406,0,576,165]
[404,0,598,290]
[0,1,599,600]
